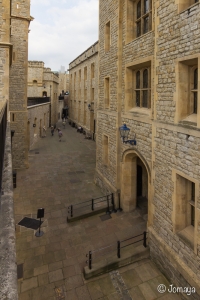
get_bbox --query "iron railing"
[67,193,116,219]
[0,103,7,192]
[86,231,148,270]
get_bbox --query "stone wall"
[9,0,31,169]
[0,122,18,300]
[69,41,98,137]
[95,0,200,297]
[27,103,50,149]
[58,100,64,121]
[28,61,59,125]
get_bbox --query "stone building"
[58,70,69,95]
[0,0,32,298]
[28,61,59,125]
[95,0,200,298]
[69,41,98,138]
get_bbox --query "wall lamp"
[88,104,91,110]
[119,123,136,145]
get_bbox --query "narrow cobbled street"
[14,122,180,300]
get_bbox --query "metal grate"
[17,264,23,279]
[18,217,43,230]
[100,214,112,221]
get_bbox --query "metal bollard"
[91,199,94,211]
[143,231,147,248]
[106,195,110,214]
[89,251,92,269]
[117,241,121,258]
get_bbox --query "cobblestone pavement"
[14,122,181,300]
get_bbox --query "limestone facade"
[7,0,32,169]
[95,0,200,297]
[27,103,50,148]
[69,41,98,138]
[58,72,69,95]
[28,61,59,125]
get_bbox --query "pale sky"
[28,0,99,72]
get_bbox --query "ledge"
[0,122,18,300]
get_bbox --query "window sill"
[179,114,197,126]
[125,30,153,46]
[129,107,151,117]
[177,225,194,249]
[179,2,199,15]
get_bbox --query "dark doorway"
[137,165,142,197]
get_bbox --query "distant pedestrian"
[51,126,54,136]
[58,129,63,142]
[42,126,46,137]
[62,120,66,129]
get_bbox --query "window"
[173,173,197,249]
[193,68,198,114]
[125,60,151,111]
[126,0,152,43]
[176,58,198,124]
[104,77,110,108]
[135,69,150,108]
[136,0,151,37]
[105,21,111,52]
[103,135,109,165]
[91,63,95,79]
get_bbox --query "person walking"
[42,125,46,137]
[62,120,66,129]
[51,126,54,136]
[58,128,63,142]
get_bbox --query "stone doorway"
[121,151,149,221]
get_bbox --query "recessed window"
[91,63,95,79]
[103,135,109,165]
[126,0,152,42]
[135,69,150,108]
[136,0,152,37]
[176,58,198,124]
[174,173,197,249]
[104,77,110,108]
[192,68,198,114]
[105,21,111,52]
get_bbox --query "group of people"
[50,125,63,142]
[42,115,68,142]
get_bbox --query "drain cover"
[18,217,43,230]
[100,214,112,221]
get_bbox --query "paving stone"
[49,269,63,283]
[20,277,38,293]
[135,262,160,282]
[76,285,92,300]
[63,265,76,278]
[138,282,158,300]
[38,273,49,286]
[65,274,84,291]
[34,264,49,276]
[49,261,63,272]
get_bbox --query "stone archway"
[121,150,150,214]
